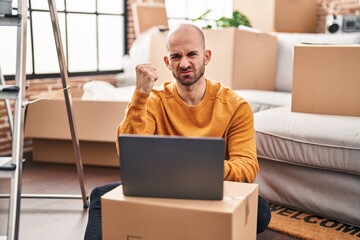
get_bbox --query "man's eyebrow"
[187,50,199,54]
[169,52,181,57]
[169,50,199,58]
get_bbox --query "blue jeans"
[84,182,271,240]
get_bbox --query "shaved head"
[165,23,206,51]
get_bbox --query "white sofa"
[235,32,360,227]
[254,107,360,227]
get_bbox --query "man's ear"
[164,56,171,70]
[204,49,212,66]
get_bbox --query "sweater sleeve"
[116,89,156,153]
[223,101,259,183]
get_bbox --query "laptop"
[118,134,225,200]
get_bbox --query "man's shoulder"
[207,79,253,116]
[207,79,244,104]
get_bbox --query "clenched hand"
[135,64,159,94]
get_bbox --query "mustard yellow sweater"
[117,79,258,183]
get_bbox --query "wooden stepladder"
[0,0,89,239]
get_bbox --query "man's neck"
[175,78,207,107]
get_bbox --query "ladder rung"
[0,14,21,26]
[0,193,83,199]
[0,85,20,100]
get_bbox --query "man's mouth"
[180,70,192,75]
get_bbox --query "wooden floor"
[0,154,299,240]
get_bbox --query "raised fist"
[135,64,159,94]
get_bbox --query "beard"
[172,64,206,86]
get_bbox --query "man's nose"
[179,57,190,69]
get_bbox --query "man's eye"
[170,55,180,60]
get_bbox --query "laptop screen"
[119,134,225,200]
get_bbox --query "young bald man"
[84,23,271,240]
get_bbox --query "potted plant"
[192,9,252,29]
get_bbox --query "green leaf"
[193,9,252,29]
[192,9,212,21]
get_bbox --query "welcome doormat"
[268,203,360,240]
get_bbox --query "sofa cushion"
[275,33,360,92]
[254,106,360,175]
[235,90,291,113]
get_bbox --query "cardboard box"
[291,44,360,117]
[232,28,277,90]
[24,93,129,166]
[233,0,317,33]
[150,27,277,91]
[102,181,258,240]
[131,2,168,37]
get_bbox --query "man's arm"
[116,64,158,153]
[224,102,259,183]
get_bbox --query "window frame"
[4,0,127,80]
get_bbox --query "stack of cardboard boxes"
[233,0,360,117]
